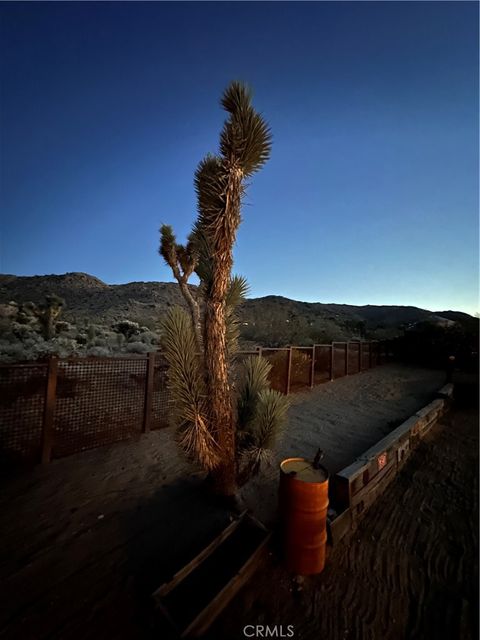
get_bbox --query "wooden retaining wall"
[328,384,454,544]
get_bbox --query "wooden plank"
[437,383,454,399]
[345,343,348,376]
[350,461,397,518]
[416,399,445,419]
[327,508,352,545]
[397,438,411,468]
[41,356,58,464]
[153,512,247,600]
[142,352,155,433]
[332,459,370,510]
[182,532,271,637]
[329,344,334,381]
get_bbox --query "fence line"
[0,340,393,466]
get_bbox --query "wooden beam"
[153,512,247,599]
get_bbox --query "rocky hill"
[0,272,474,350]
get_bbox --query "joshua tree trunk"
[204,297,237,495]
[45,309,55,340]
[204,170,242,496]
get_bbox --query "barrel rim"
[279,457,329,482]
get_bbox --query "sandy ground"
[0,364,446,639]
[210,374,479,640]
[242,364,445,523]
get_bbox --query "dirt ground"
[210,374,479,640]
[0,364,461,639]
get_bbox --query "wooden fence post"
[369,341,373,368]
[41,356,58,464]
[330,344,334,381]
[359,341,362,372]
[143,352,155,434]
[285,347,293,395]
[309,346,316,388]
[345,342,349,376]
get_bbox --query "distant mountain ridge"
[0,272,474,344]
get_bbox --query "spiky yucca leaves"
[236,355,271,431]
[159,224,198,281]
[220,82,272,176]
[160,307,219,470]
[189,221,214,289]
[194,155,230,244]
[237,388,290,485]
[225,275,249,357]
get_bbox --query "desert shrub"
[87,346,111,357]
[114,333,125,348]
[56,321,73,334]
[93,336,109,347]
[0,342,29,362]
[87,324,96,343]
[113,320,140,339]
[137,330,158,345]
[10,322,37,340]
[125,341,150,354]
[0,302,18,319]
[48,337,80,358]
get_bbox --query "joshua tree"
[27,295,65,340]
[159,82,289,497]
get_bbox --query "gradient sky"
[1,1,478,314]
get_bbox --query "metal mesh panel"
[332,343,347,379]
[314,345,331,384]
[53,358,147,458]
[261,349,288,393]
[289,347,313,392]
[361,343,370,370]
[348,343,360,374]
[370,343,378,367]
[378,341,386,364]
[0,364,47,464]
[151,354,173,430]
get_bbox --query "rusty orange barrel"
[279,457,329,575]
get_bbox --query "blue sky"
[1,1,478,314]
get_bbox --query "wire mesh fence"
[261,348,290,394]
[289,347,314,392]
[0,340,390,465]
[0,363,48,465]
[314,345,332,385]
[53,358,147,458]
[332,342,347,379]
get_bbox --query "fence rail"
[0,340,392,466]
